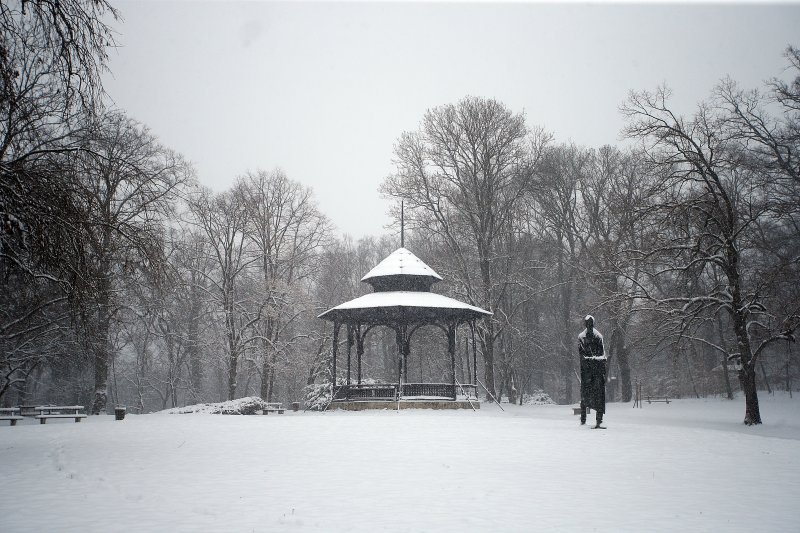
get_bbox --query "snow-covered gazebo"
[318,247,492,409]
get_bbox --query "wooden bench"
[262,403,285,414]
[34,405,88,424]
[0,407,24,426]
[645,396,670,404]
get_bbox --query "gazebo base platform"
[327,400,479,411]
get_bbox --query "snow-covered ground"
[2,394,798,532]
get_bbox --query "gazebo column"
[356,324,364,384]
[395,325,410,394]
[403,335,410,382]
[464,327,471,384]
[347,324,353,385]
[346,325,354,386]
[471,320,478,387]
[448,322,457,399]
[331,321,340,398]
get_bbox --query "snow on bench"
[33,405,88,424]
[0,407,24,426]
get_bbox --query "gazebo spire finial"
[401,200,405,248]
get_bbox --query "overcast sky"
[103,1,800,239]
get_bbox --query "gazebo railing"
[333,383,397,401]
[401,383,455,399]
[332,383,478,402]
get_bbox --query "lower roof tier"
[318,291,492,324]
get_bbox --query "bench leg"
[10,419,17,426]
[40,418,46,424]
[75,417,81,423]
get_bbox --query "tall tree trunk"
[559,281,573,405]
[186,282,203,400]
[91,260,112,415]
[716,318,734,400]
[684,345,700,399]
[727,249,761,424]
[759,361,772,394]
[91,321,110,414]
[479,254,496,400]
[225,291,238,401]
[731,311,761,423]
[480,322,496,400]
[610,326,632,402]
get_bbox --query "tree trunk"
[739,363,762,425]
[478,250,496,400]
[728,260,761,424]
[481,321,496,400]
[91,338,109,414]
[226,305,238,401]
[260,361,270,399]
[716,318,734,400]
[730,311,761,424]
[684,345,700,399]
[227,349,238,401]
[91,265,112,415]
[186,283,203,400]
[610,327,632,402]
[759,361,772,394]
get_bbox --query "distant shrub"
[522,390,555,405]
[304,382,332,411]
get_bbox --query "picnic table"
[33,405,88,424]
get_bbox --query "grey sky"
[104,1,800,239]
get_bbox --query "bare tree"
[1,1,119,406]
[238,169,331,401]
[188,187,259,401]
[382,96,549,399]
[579,146,651,402]
[621,84,797,425]
[524,144,588,404]
[67,112,190,414]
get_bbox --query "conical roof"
[318,246,491,323]
[361,247,442,292]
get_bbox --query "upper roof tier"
[361,247,442,292]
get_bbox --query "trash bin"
[291,402,301,412]
[114,406,126,420]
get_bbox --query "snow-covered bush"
[522,390,555,405]
[304,383,331,411]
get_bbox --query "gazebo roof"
[361,248,442,292]
[319,247,491,324]
[318,290,492,324]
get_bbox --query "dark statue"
[579,315,607,428]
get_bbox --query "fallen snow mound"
[522,390,555,405]
[158,396,269,415]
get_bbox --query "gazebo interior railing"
[333,382,478,402]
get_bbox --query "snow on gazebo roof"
[319,246,491,324]
[361,248,442,283]
[317,291,492,323]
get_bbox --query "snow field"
[1,395,798,532]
